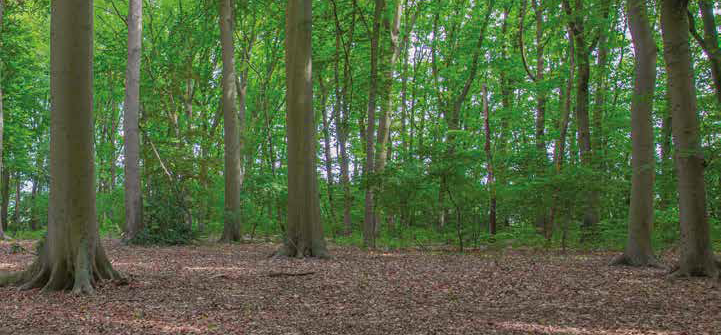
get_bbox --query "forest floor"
[0,240,719,335]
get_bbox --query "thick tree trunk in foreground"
[124,0,143,240]
[612,0,659,267]
[661,0,719,278]
[219,0,242,242]
[1,0,122,293]
[0,0,5,239]
[277,0,328,258]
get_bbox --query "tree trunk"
[317,67,336,225]
[375,0,402,174]
[13,172,20,226]
[661,0,719,278]
[549,28,575,239]
[124,0,143,240]
[331,5,354,234]
[363,0,384,249]
[219,0,242,242]
[563,0,609,241]
[482,84,496,236]
[30,177,38,231]
[277,0,329,258]
[1,0,122,293]
[1,169,8,231]
[0,0,5,239]
[612,0,659,267]
[689,0,721,104]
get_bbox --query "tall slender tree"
[611,0,659,267]
[124,0,143,240]
[0,0,5,240]
[688,0,721,104]
[0,0,122,293]
[662,0,719,278]
[219,0,243,242]
[363,0,384,249]
[277,0,328,258]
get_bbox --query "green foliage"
[128,183,196,246]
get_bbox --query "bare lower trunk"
[124,0,143,240]
[363,0,384,249]
[0,0,4,239]
[277,0,328,258]
[661,0,718,278]
[612,0,659,267]
[482,85,496,236]
[219,0,242,242]
[1,169,8,231]
[1,0,122,293]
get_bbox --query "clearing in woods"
[1,240,719,334]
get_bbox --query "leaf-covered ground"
[0,240,719,335]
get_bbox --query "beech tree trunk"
[1,169,8,231]
[563,0,609,241]
[219,0,243,242]
[1,0,122,293]
[0,0,5,239]
[363,0,384,249]
[689,0,721,104]
[482,84,496,236]
[13,172,20,225]
[612,0,659,267]
[277,0,328,258]
[124,0,143,240]
[661,0,718,278]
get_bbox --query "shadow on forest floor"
[0,239,718,334]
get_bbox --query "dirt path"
[0,240,718,334]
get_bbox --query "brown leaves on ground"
[1,240,719,335]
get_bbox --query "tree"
[124,0,143,240]
[276,0,329,258]
[0,0,122,293]
[219,0,243,242]
[688,0,721,104]
[363,0,384,249]
[661,0,719,278]
[611,0,659,267]
[0,0,5,240]
[562,0,610,240]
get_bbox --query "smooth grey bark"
[124,0,143,240]
[611,0,660,267]
[277,0,328,258]
[363,0,384,249]
[1,0,122,293]
[661,0,719,278]
[0,0,5,239]
[219,0,242,242]
[1,169,8,231]
[375,0,402,174]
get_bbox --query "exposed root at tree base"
[610,253,665,269]
[668,261,721,280]
[273,244,330,260]
[0,240,124,294]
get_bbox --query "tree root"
[272,242,330,259]
[667,260,721,280]
[610,253,665,269]
[0,238,124,295]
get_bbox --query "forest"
[1,0,720,333]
